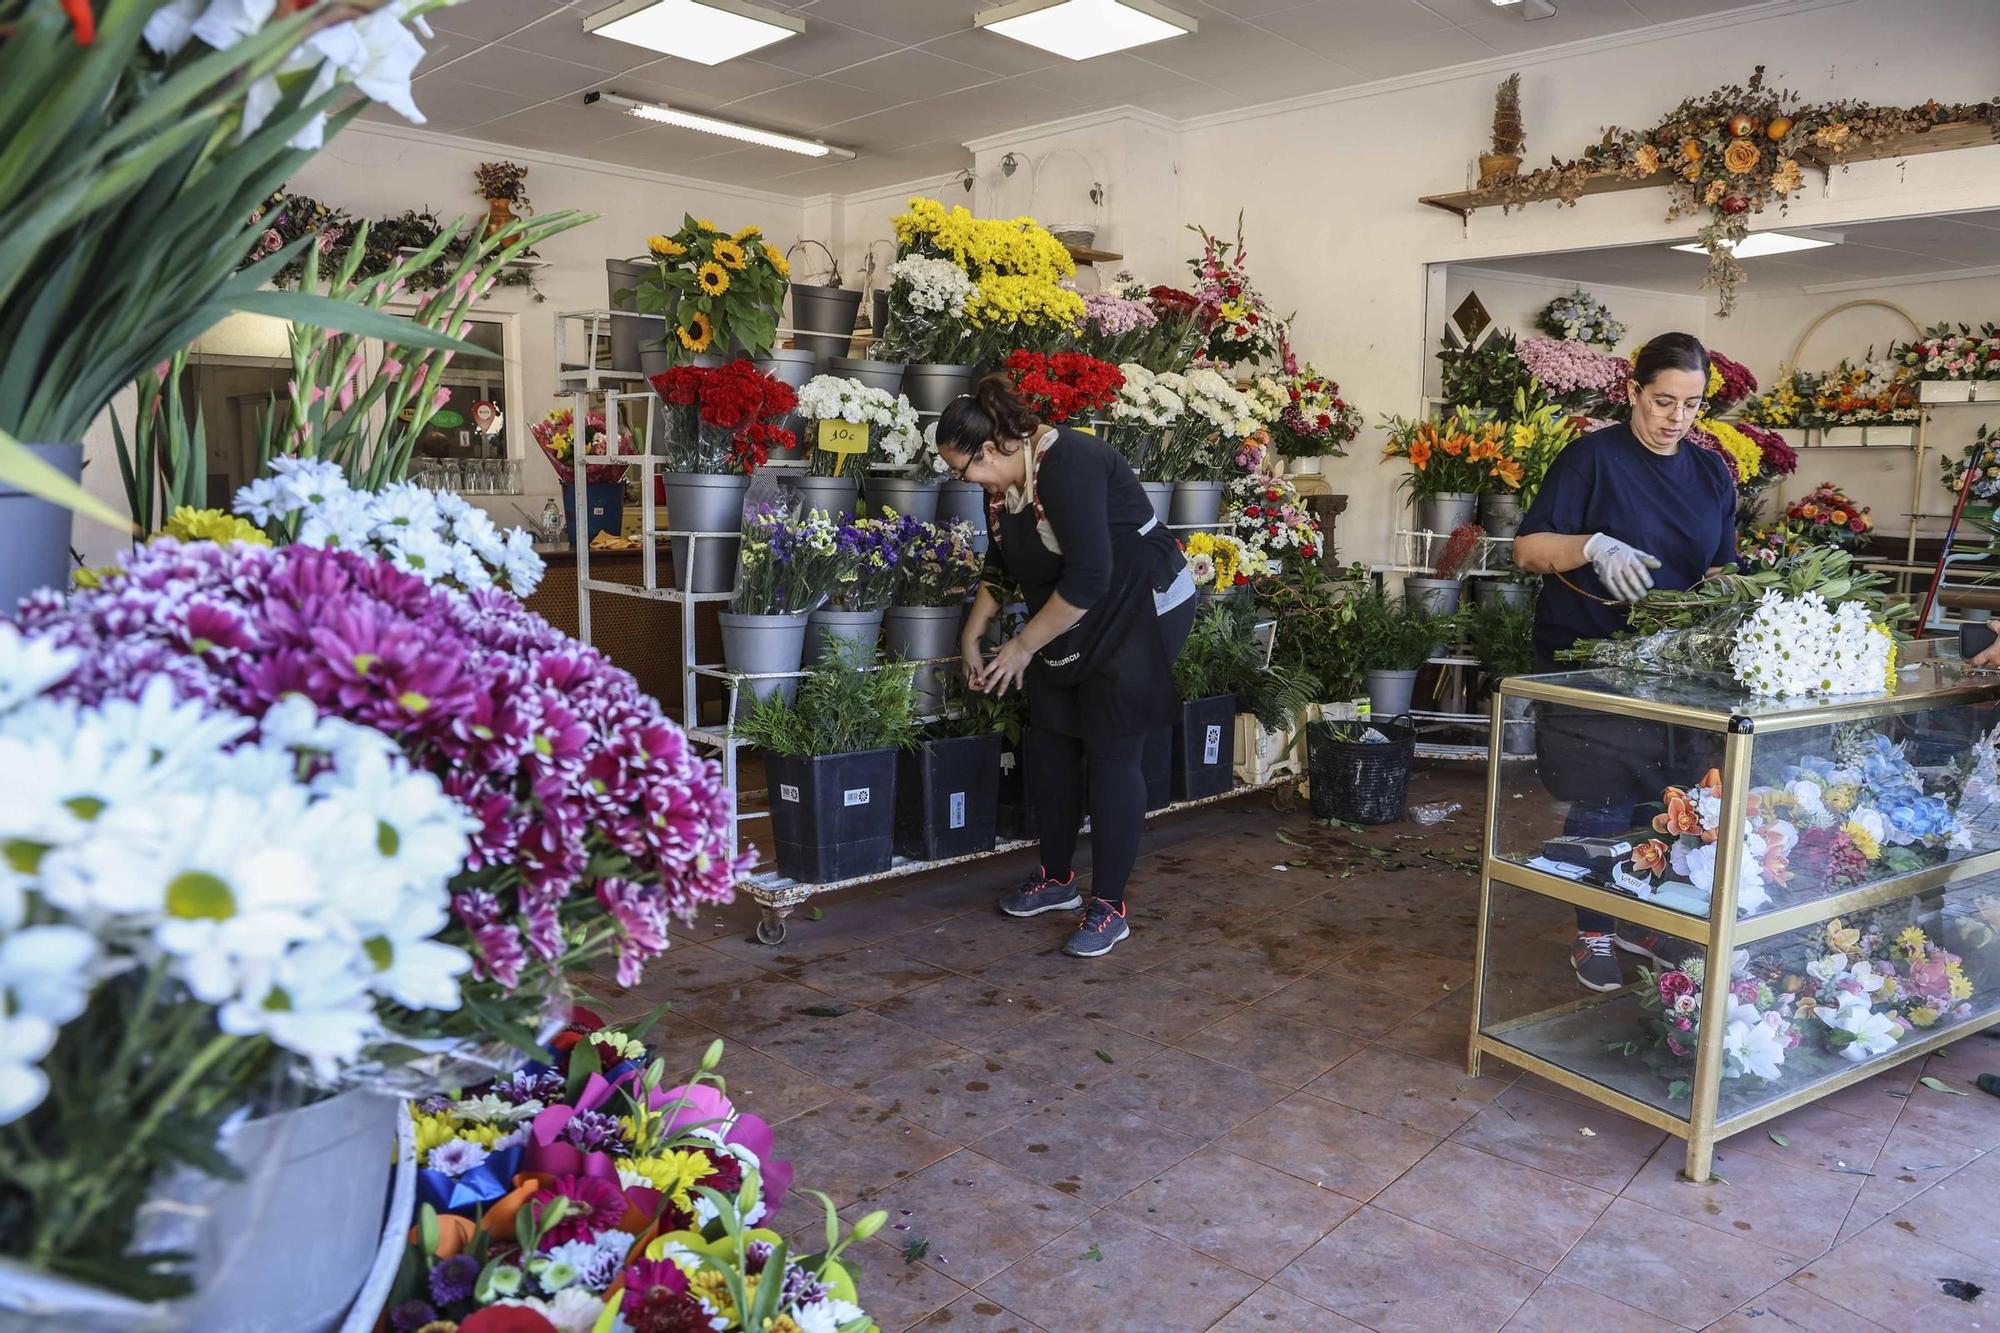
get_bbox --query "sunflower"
[647,234,684,258]
[694,217,719,232]
[732,224,761,243]
[713,238,747,271]
[678,311,714,352]
[696,262,730,296]
[764,243,790,278]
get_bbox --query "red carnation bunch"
[1005,349,1124,426]
[649,359,796,475]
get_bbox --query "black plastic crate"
[1172,695,1236,801]
[766,749,898,883]
[895,733,1002,861]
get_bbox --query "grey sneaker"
[1571,932,1623,992]
[1064,900,1130,957]
[998,867,1083,918]
[1615,922,1698,970]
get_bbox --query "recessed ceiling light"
[584,0,801,65]
[1672,229,1843,259]
[974,0,1197,62]
[587,91,855,160]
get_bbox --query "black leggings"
[1030,596,1199,910]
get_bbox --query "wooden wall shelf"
[1418,119,1996,220]
[1066,243,1122,265]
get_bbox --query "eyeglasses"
[945,450,975,483]
[1645,394,1707,419]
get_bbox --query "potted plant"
[886,515,982,715]
[472,159,528,238]
[867,407,946,522]
[1261,562,1364,710]
[895,678,1006,862]
[806,515,900,666]
[1407,521,1484,615]
[1145,367,1255,528]
[530,406,636,547]
[874,253,982,413]
[890,196,1083,378]
[1437,329,1530,419]
[1171,602,1317,800]
[1484,389,1580,540]
[1227,473,1324,575]
[1480,73,1525,184]
[1379,406,1506,535]
[722,501,843,706]
[650,360,797,592]
[1269,364,1362,476]
[1468,594,1539,756]
[1184,530,1268,606]
[736,638,921,884]
[630,214,791,373]
[1516,337,1632,417]
[794,374,919,521]
[1350,580,1453,718]
[1106,360,1182,486]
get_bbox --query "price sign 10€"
[816,420,870,475]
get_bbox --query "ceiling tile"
[1202,54,1357,101]
[918,27,1066,77]
[425,42,606,98]
[500,10,661,72]
[433,0,579,42]
[825,48,997,101]
[756,19,901,76]
[1332,24,1496,76]
[1124,75,1251,118]
[414,29,478,74]
[877,76,1085,144]
[723,76,903,133]
[772,142,976,195]
[1022,51,1198,103]
[798,0,977,44]
[575,124,757,168]
[405,77,549,133]
[609,56,799,105]
[1249,0,1452,55]
[1198,0,1323,17]
[1625,0,1774,19]
[477,98,640,145]
[1131,8,1310,78]
[1457,0,1650,54]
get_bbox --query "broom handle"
[1916,438,1990,639]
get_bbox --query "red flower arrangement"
[1706,349,1759,414]
[1786,480,1872,546]
[1735,421,1798,478]
[1005,349,1124,425]
[650,359,797,474]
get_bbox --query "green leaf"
[565,1032,604,1103]
[902,1237,929,1264]
[1094,1050,1115,1064]
[1081,1243,1103,1261]
[1767,1133,1789,1147]
[1275,830,1310,848]
[1919,1076,1970,1096]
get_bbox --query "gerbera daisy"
[713,239,746,270]
[678,311,714,352]
[697,262,730,296]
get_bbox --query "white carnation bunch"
[888,255,976,316]
[1110,362,1187,429]
[1183,367,1256,437]
[795,375,918,434]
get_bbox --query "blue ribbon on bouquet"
[418,1143,525,1215]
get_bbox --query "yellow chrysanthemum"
[1908,1005,1940,1028]
[410,1111,506,1164]
[687,1268,734,1315]
[70,565,113,590]
[696,262,730,296]
[619,1148,715,1208]
[678,311,714,352]
[160,505,271,547]
[647,235,685,258]
[1700,419,1762,483]
[713,238,747,271]
[1873,623,1898,690]
[1842,821,1881,861]
[764,243,789,277]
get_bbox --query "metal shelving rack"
[558,309,1293,945]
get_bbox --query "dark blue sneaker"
[1064,899,1129,957]
[998,867,1083,918]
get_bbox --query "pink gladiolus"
[152,361,171,380]
[433,386,453,412]
[455,272,477,301]
[383,358,404,380]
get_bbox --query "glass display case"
[1470,661,2000,1180]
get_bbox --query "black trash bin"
[1307,716,1416,825]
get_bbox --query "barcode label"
[949,791,966,829]
[843,787,871,807]
[779,784,800,803]
[1203,725,1222,765]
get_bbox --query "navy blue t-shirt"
[1517,423,1738,665]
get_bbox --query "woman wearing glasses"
[1513,333,1739,991]
[936,375,1197,959]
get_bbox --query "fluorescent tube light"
[1672,229,1843,259]
[975,0,1196,62]
[584,0,801,65]
[588,91,855,160]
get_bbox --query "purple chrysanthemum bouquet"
[15,539,749,1041]
[1077,291,1159,365]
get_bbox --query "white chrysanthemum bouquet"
[1728,591,1895,698]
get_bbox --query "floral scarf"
[987,427,1063,554]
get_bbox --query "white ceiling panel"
[1333,25,1498,78]
[432,0,578,42]
[1459,0,1652,54]
[610,56,799,104]
[426,42,607,98]
[797,0,980,45]
[1201,54,1356,101]
[724,76,904,134]
[916,26,1067,77]
[407,77,551,133]
[1133,8,1309,80]
[1023,51,1201,103]
[1250,0,1452,57]
[755,18,900,76]
[499,11,660,72]
[826,48,999,101]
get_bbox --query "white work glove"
[1583,532,1661,604]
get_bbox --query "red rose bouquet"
[1005,349,1123,426]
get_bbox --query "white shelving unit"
[557,309,1294,944]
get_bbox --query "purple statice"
[1518,337,1631,413]
[16,539,751,999]
[559,1108,631,1155]
[430,1254,480,1305]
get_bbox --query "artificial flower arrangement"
[1784,481,1873,547]
[1491,66,1996,314]
[1496,390,1580,508]
[1145,368,1258,483]
[1076,290,1160,366]
[650,360,799,476]
[1268,363,1363,461]
[1183,530,1270,594]
[891,516,983,608]
[1226,474,1322,565]
[1122,278,1208,374]
[634,216,790,361]
[532,407,638,489]
[871,254,979,366]
[1106,361,1188,474]
[792,374,921,477]
[1802,356,1918,429]
[1516,338,1630,416]
[389,1016,886,1333]
[890,197,1082,357]
[1005,349,1124,427]
[1740,367,1810,429]
[1378,407,1513,500]
[0,624,478,1297]
[1534,288,1626,347]
[1896,322,2000,383]
[1705,349,1759,415]
[732,503,844,617]
[825,516,904,613]
[1941,424,2000,502]
[1186,213,1289,366]
[20,485,748,1024]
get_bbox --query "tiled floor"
[600,773,2000,1333]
